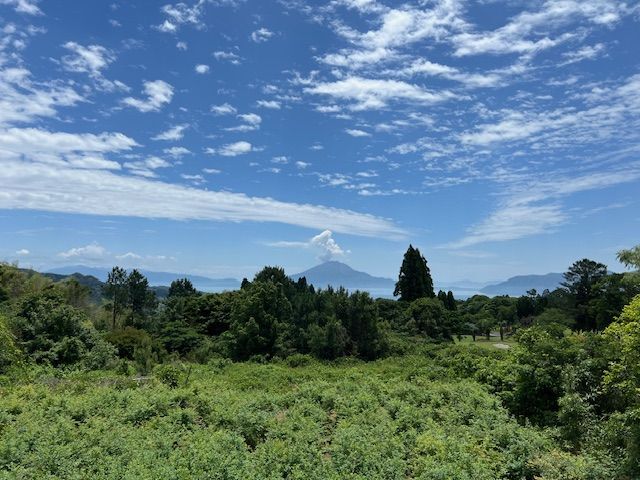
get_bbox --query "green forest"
[1,244,640,479]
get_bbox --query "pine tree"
[394,245,435,302]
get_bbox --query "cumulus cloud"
[256,100,281,109]
[213,141,253,156]
[152,124,188,141]
[15,248,30,255]
[267,229,348,261]
[194,64,210,74]
[58,242,107,259]
[0,0,41,15]
[225,113,262,132]
[345,128,370,137]
[251,27,274,43]
[210,103,236,115]
[0,68,84,126]
[122,80,174,112]
[306,76,458,110]
[213,50,241,64]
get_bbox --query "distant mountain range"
[39,263,566,300]
[46,265,240,291]
[479,273,564,296]
[292,261,395,291]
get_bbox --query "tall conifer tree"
[394,245,435,302]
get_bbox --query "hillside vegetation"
[1,244,639,478]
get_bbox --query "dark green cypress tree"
[394,245,435,302]
[446,290,456,311]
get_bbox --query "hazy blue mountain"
[292,261,395,291]
[480,273,564,296]
[46,265,239,290]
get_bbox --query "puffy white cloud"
[213,50,241,64]
[164,146,191,157]
[122,80,174,112]
[345,128,370,137]
[58,242,107,259]
[256,100,281,109]
[251,27,274,43]
[0,68,84,126]
[451,0,627,57]
[194,64,210,74]
[123,156,171,177]
[152,124,188,141]
[15,248,30,255]
[0,0,41,15]
[306,76,458,110]
[210,103,236,115]
[225,113,262,132]
[267,229,348,261]
[214,141,253,156]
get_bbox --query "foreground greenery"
[1,244,640,478]
[0,342,625,479]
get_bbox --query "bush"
[285,353,314,367]
[154,364,183,388]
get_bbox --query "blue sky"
[0,0,639,283]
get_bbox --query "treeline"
[2,244,639,373]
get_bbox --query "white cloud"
[561,43,606,65]
[122,80,174,112]
[203,168,221,174]
[0,0,41,15]
[447,167,640,248]
[268,229,348,261]
[296,161,310,169]
[212,141,253,156]
[256,100,281,109]
[58,242,107,259]
[213,50,241,64]
[0,68,84,126]
[152,124,188,141]
[451,0,627,57]
[15,248,29,255]
[251,27,274,43]
[0,159,405,238]
[176,41,188,50]
[306,76,458,110]
[345,128,370,137]
[195,64,210,74]
[156,1,206,32]
[61,42,115,78]
[225,113,262,132]
[164,146,191,157]
[116,252,141,260]
[123,156,172,177]
[210,103,236,115]
[271,156,288,164]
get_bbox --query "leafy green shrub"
[285,353,314,367]
[154,364,182,388]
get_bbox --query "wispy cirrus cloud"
[0,159,406,238]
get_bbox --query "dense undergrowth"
[0,342,622,479]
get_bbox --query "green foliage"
[0,313,21,373]
[167,277,198,298]
[10,292,114,367]
[0,355,575,479]
[154,363,184,388]
[394,244,435,302]
[405,297,451,339]
[617,244,640,270]
[562,258,608,330]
